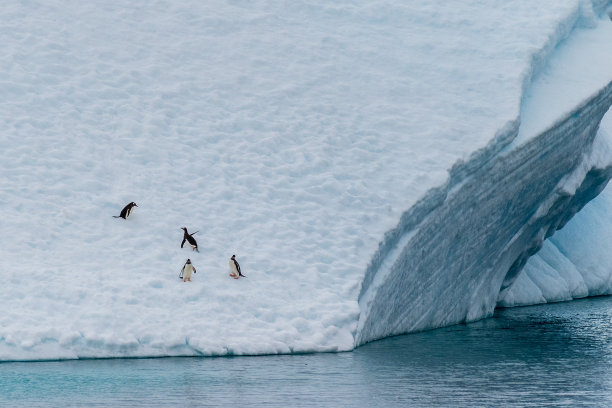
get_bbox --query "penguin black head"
[186,259,191,264]
[231,255,236,259]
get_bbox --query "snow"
[1,0,612,360]
[514,10,612,146]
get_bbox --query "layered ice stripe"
[356,11,612,344]
[357,88,612,345]
[499,113,612,307]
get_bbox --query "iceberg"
[357,10,612,344]
[499,120,612,308]
[1,0,612,360]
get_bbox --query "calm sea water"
[2,296,612,407]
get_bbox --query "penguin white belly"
[229,260,238,277]
[183,265,193,280]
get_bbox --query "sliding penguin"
[180,227,199,252]
[229,254,245,279]
[180,259,196,282]
[113,202,138,219]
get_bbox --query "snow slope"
[1,1,612,360]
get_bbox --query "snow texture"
[1,0,612,360]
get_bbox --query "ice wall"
[357,89,612,345]
[498,115,612,307]
[356,11,612,344]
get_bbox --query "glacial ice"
[356,11,612,344]
[1,1,612,360]
[499,116,612,308]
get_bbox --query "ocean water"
[2,296,611,407]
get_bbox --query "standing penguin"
[180,227,199,252]
[180,259,196,282]
[113,202,138,219]
[229,254,245,279]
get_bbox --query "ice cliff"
[357,7,612,344]
[498,116,612,308]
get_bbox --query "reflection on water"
[2,296,612,407]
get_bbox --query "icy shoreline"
[1,1,612,360]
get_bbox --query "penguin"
[113,202,138,219]
[180,227,199,252]
[229,254,245,279]
[181,258,196,282]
